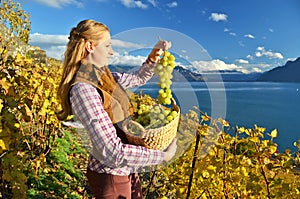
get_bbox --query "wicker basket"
[122,99,180,150]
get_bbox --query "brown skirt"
[87,169,143,199]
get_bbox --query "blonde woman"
[57,19,177,199]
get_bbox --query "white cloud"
[147,0,157,7]
[46,45,67,60]
[255,46,284,59]
[30,33,68,45]
[29,33,68,59]
[269,28,274,33]
[264,52,283,59]
[181,49,187,53]
[209,13,228,22]
[224,28,236,36]
[257,46,265,51]
[167,1,178,8]
[119,0,148,9]
[246,55,254,60]
[179,54,189,61]
[189,59,249,73]
[255,51,262,57]
[111,39,145,49]
[224,28,230,32]
[31,0,83,8]
[238,41,245,47]
[251,67,263,73]
[109,52,146,66]
[235,59,249,64]
[244,34,255,39]
[186,59,275,74]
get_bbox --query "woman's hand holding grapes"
[148,40,172,63]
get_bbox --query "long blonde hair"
[57,19,109,120]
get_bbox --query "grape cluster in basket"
[130,93,178,130]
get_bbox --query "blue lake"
[137,82,300,152]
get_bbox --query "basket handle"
[171,98,180,112]
[171,98,176,106]
[122,118,146,137]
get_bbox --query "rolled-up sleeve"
[70,83,164,170]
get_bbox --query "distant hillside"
[109,65,204,82]
[0,24,47,64]
[109,64,261,82]
[258,57,300,82]
[172,66,261,82]
[172,66,204,81]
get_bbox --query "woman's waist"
[87,154,131,176]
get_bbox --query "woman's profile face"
[89,31,114,67]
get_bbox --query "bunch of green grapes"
[130,93,155,127]
[154,51,176,105]
[133,104,178,129]
[146,105,178,129]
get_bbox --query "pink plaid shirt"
[69,61,164,175]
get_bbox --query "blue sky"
[20,0,300,73]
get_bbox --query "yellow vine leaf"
[15,53,22,61]
[14,123,20,128]
[179,187,185,194]
[249,137,260,143]
[0,139,7,150]
[202,170,210,178]
[0,78,11,94]
[269,145,277,154]
[207,165,217,172]
[244,129,251,135]
[208,149,215,156]
[240,166,248,176]
[237,126,245,133]
[262,140,268,147]
[269,129,278,138]
[159,196,168,199]
[221,119,229,127]
[201,114,210,121]
[245,158,252,165]
[254,125,266,132]
[66,115,74,120]
[0,99,3,112]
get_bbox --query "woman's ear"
[85,41,94,53]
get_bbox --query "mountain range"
[109,56,300,82]
[257,57,300,82]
